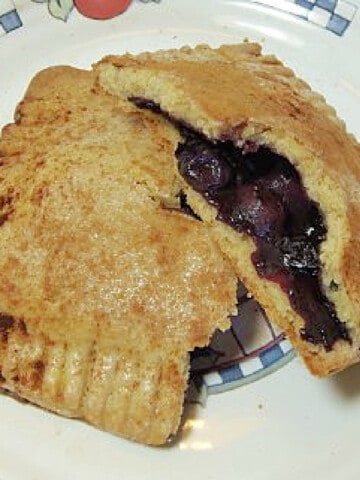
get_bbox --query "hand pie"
[95,42,360,376]
[0,66,237,444]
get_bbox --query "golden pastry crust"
[95,43,360,376]
[0,66,238,444]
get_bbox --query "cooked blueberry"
[252,242,284,280]
[177,140,233,192]
[217,184,285,238]
[260,169,302,206]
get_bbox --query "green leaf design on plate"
[48,0,74,21]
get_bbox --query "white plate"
[0,1,360,479]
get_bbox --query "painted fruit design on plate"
[32,0,157,21]
[74,0,132,19]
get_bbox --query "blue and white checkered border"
[251,0,358,35]
[0,0,22,35]
[203,338,295,393]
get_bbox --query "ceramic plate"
[0,1,359,479]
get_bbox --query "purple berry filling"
[176,128,350,350]
[129,97,350,350]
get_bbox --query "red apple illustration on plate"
[74,0,132,19]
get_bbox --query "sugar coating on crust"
[0,66,238,444]
[95,43,360,376]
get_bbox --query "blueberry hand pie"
[0,66,237,444]
[95,42,360,376]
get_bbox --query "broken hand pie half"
[0,66,238,445]
[96,42,360,376]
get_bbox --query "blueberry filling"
[176,129,350,350]
[129,97,350,350]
